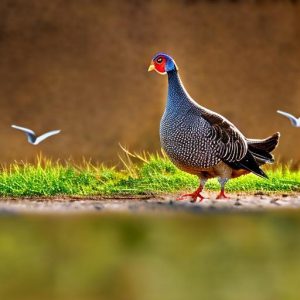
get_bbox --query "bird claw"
[177,193,204,202]
[190,195,204,203]
[216,191,229,200]
[176,194,191,201]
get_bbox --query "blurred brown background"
[0,0,299,164]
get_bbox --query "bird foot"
[190,194,204,203]
[177,192,204,203]
[216,191,229,200]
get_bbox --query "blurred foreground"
[0,211,300,300]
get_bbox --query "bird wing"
[189,106,267,178]
[35,130,61,145]
[277,110,299,126]
[11,125,35,135]
[196,108,248,163]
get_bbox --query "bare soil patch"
[0,192,299,214]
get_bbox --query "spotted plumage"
[148,52,280,201]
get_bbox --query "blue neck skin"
[166,70,194,113]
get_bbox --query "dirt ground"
[0,192,299,214]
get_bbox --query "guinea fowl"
[148,53,280,201]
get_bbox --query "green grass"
[0,151,298,197]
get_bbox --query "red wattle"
[154,60,166,73]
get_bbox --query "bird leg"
[216,188,229,200]
[177,179,207,202]
[216,178,229,200]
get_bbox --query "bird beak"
[148,61,155,72]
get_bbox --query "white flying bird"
[277,110,300,127]
[12,125,61,145]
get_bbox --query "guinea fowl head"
[148,53,178,75]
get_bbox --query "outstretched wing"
[195,107,248,163]
[11,125,35,135]
[11,124,37,144]
[35,130,61,145]
[277,110,299,126]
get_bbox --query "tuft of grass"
[0,152,298,197]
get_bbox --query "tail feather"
[225,132,280,178]
[247,132,280,164]
[249,149,274,164]
[226,152,268,179]
[247,132,280,152]
[252,153,274,165]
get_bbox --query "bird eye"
[156,57,163,64]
